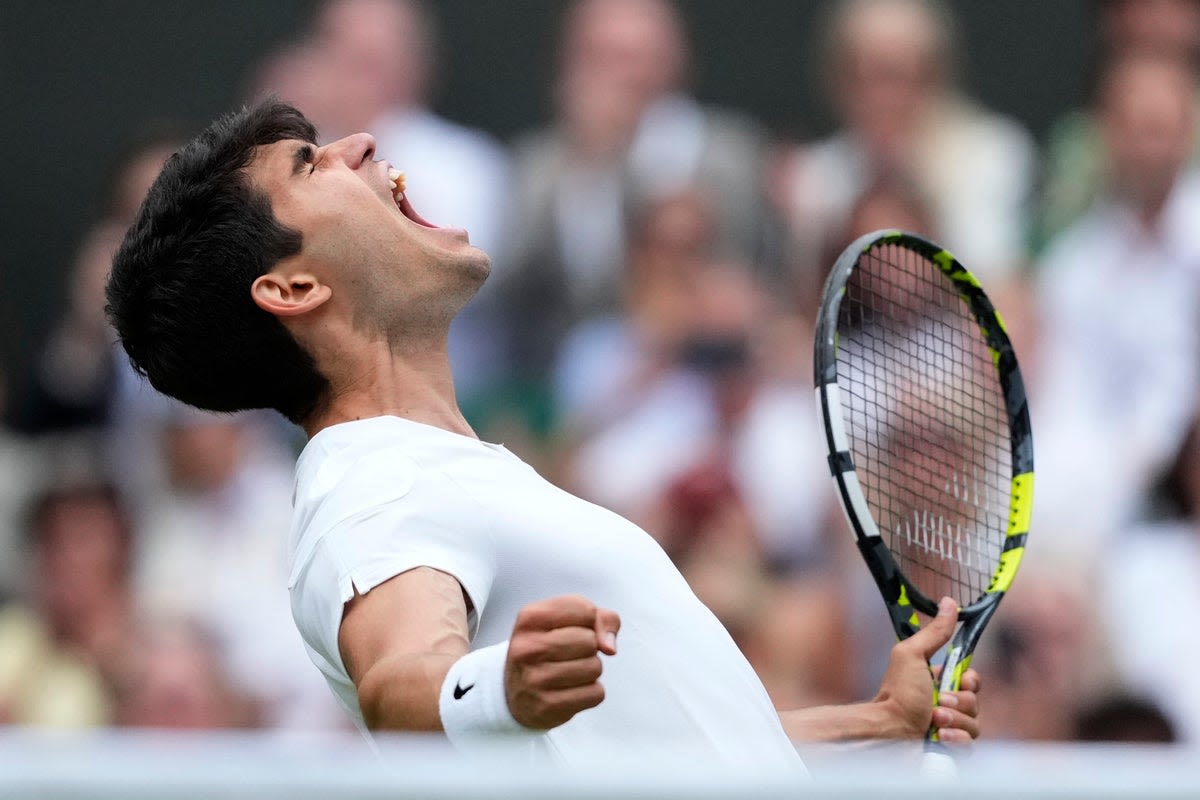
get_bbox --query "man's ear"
[251,271,332,318]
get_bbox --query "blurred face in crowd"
[558,0,687,156]
[681,263,767,422]
[245,131,491,351]
[164,414,245,493]
[249,43,339,136]
[975,574,1091,740]
[110,143,178,224]
[312,0,432,136]
[33,489,130,633]
[1101,0,1200,60]
[840,178,937,244]
[118,626,244,729]
[1099,53,1197,216]
[69,223,125,338]
[884,417,999,607]
[74,142,175,334]
[627,193,764,381]
[829,0,947,159]
[630,191,715,283]
[625,191,716,347]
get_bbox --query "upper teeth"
[387,167,406,195]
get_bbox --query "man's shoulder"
[286,418,498,595]
[296,437,421,515]
[292,416,518,532]
[290,419,430,553]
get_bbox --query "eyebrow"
[290,143,313,176]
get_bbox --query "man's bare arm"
[780,598,981,743]
[338,566,470,731]
[338,571,622,733]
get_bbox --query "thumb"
[908,597,959,659]
[595,608,621,656]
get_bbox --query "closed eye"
[293,143,318,176]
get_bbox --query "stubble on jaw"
[343,248,490,351]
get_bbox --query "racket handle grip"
[921,746,958,782]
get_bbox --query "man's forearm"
[779,699,911,742]
[357,652,457,731]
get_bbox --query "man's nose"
[324,132,376,166]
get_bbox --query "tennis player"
[106,100,980,766]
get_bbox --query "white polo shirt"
[287,415,803,768]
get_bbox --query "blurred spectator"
[250,0,512,403]
[773,0,1035,294]
[18,222,128,434]
[970,567,1116,741]
[829,176,937,250]
[16,134,179,436]
[11,131,188,516]
[133,405,344,730]
[737,575,855,710]
[813,174,940,309]
[553,190,719,434]
[101,131,184,224]
[1032,50,1200,553]
[1101,0,1200,55]
[562,194,830,570]
[0,479,136,726]
[115,620,253,729]
[245,40,336,133]
[0,367,51,600]
[1073,695,1177,743]
[1037,0,1200,250]
[498,0,777,389]
[1099,414,1200,742]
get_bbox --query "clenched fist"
[505,595,621,729]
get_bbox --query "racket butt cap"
[920,749,959,782]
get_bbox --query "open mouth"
[387,167,438,228]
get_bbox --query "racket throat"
[856,537,935,639]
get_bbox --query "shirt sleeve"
[290,447,497,685]
[327,451,496,629]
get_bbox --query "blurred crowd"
[2,0,1198,746]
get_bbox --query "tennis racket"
[813,230,1033,775]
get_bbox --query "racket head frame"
[814,229,1034,655]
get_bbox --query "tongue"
[399,195,438,228]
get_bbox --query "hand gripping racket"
[814,230,1033,776]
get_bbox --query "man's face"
[244,132,490,340]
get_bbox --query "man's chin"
[458,247,492,284]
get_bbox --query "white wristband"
[438,641,539,747]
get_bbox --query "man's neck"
[303,339,474,440]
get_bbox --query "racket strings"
[837,243,1010,606]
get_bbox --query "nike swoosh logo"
[453,681,475,700]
